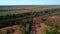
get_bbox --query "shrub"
[6,28,15,34]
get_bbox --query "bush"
[0,30,3,34]
[6,28,15,34]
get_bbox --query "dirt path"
[33,17,42,34]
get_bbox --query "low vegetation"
[0,7,60,34]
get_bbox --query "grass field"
[0,7,52,16]
[0,10,30,16]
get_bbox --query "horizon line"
[0,5,59,6]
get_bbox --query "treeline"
[0,9,31,12]
[0,17,32,28]
[0,9,21,11]
[0,12,32,20]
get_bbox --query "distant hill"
[0,5,60,9]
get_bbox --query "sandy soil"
[0,25,22,34]
[33,16,52,34]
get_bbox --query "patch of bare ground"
[35,23,53,34]
[0,25,22,34]
[50,16,60,19]
[33,16,54,34]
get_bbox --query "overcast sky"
[0,0,60,5]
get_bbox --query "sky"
[0,0,60,5]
